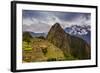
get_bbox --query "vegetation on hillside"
[23,37,69,62]
[22,23,91,63]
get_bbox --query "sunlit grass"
[22,37,77,62]
[22,41,32,51]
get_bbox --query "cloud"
[22,10,91,33]
[23,17,50,33]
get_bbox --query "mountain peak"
[52,23,61,29]
[53,23,60,26]
[47,23,91,59]
[47,23,67,37]
[47,23,71,55]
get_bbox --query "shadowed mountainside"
[47,23,91,59]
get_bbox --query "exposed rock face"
[47,23,71,56]
[47,23,91,59]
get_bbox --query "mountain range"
[47,23,91,59]
[23,24,91,44]
[22,23,91,62]
[64,25,91,44]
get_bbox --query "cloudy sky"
[22,10,91,33]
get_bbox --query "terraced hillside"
[23,38,67,62]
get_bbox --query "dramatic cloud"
[22,10,91,33]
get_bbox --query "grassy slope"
[22,38,68,63]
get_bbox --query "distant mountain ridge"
[65,25,90,35]
[23,31,47,38]
[64,25,91,44]
[47,23,91,59]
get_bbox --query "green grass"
[22,37,78,62]
[22,41,32,51]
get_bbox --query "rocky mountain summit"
[47,23,91,59]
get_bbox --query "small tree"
[42,48,47,55]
